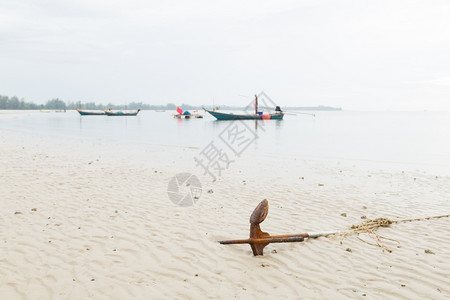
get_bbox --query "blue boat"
[76,109,105,116]
[204,94,284,120]
[205,109,284,120]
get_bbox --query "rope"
[338,214,449,252]
[392,214,450,224]
[350,217,393,233]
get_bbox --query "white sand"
[0,129,449,299]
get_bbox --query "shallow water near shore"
[1,109,450,176]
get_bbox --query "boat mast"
[254,94,258,115]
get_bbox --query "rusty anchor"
[219,199,340,256]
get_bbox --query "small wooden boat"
[204,110,283,120]
[105,109,141,116]
[76,109,105,116]
[204,94,284,120]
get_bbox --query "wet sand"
[0,129,449,299]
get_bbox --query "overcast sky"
[1,0,450,110]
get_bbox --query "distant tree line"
[0,95,195,110]
[0,95,72,110]
[0,94,342,111]
[0,95,42,109]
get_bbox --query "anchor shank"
[252,236,305,243]
[219,239,252,245]
[219,235,307,245]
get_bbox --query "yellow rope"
[350,217,393,233]
[340,214,449,252]
[392,214,450,224]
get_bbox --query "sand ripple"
[0,131,449,299]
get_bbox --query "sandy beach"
[0,128,449,299]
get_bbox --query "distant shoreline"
[0,106,342,111]
[1,94,342,111]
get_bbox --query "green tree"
[45,98,67,109]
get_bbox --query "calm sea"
[1,110,450,175]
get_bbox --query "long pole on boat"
[284,111,316,117]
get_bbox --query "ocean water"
[1,110,450,175]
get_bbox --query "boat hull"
[205,110,284,120]
[76,109,105,116]
[105,109,141,116]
